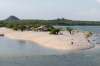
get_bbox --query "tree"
[66,27,72,34]
[32,24,40,28]
[19,25,26,31]
[50,26,54,30]
[13,26,19,31]
[50,28,60,35]
[12,24,19,31]
[6,24,14,29]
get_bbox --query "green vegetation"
[85,32,92,38]
[7,24,26,31]
[73,30,93,38]
[66,27,72,34]
[0,16,100,31]
[0,18,100,27]
[50,26,60,35]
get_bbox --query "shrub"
[66,27,72,34]
[50,28,60,35]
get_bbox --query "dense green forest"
[0,16,100,30]
[0,18,100,27]
[0,17,99,31]
[1,16,100,26]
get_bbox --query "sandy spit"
[0,27,94,51]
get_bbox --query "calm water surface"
[0,37,64,56]
[55,26,100,32]
[0,26,100,66]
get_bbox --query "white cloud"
[89,9,100,17]
[95,0,100,3]
[74,9,100,21]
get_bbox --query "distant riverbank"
[0,27,94,51]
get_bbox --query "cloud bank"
[0,0,100,21]
[95,0,100,3]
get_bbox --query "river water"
[0,26,100,66]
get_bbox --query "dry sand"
[0,27,94,51]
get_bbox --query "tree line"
[0,19,100,29]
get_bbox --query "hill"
[5,15,20,20]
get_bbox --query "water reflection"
[0,37,65,57]
[0,26,100,66]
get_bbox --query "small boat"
[0,34,4,36]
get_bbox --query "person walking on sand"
[96,32,99,36]
[71,42,73,45]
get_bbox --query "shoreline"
[0,27,95,51]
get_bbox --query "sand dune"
[0,27,94,51]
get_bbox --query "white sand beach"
[0,27,94,51]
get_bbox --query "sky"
[0,0,100,21]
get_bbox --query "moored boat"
[0,34,4,36]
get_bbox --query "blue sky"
[0,0,100,21]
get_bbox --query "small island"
[0,26,94,51]
[0,16,94,51]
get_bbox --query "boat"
[0,34,4,36]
